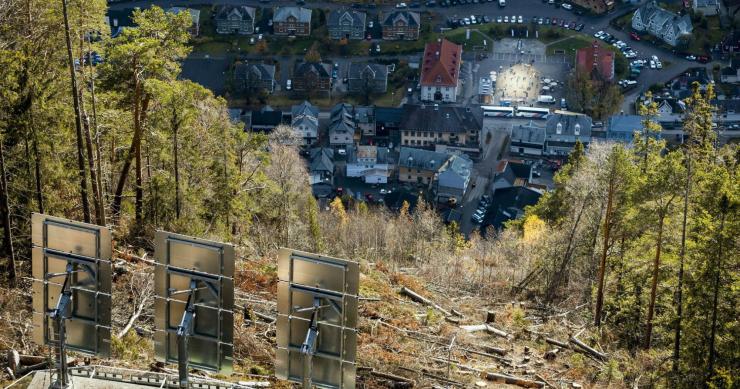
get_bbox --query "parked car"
[497,15,503,23]
[286,79,292,90]
[503,15,509,23]
[396,2,408,8]
[629,32,641,41]
[697,55,710,63]
[575,23,584,31]
[518,15,523,23]
[686,55,697,61]
[649,60,656,69]
[562,2,572,9]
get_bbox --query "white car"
[286,79,292,90]
[368,21,374,28]
[511,15,516,23]
[496,15,502,23]
[379,188,392,194]
[562,3,572,9]
[504,15,509,23]
[594,30,604,38]
[625,51,637,58]
[651,55,659,62]
[656,61,663,69]
[686,55,696,61]
[649,60,656,69]
[624,80,637,85]
[396,2,408,8]
[518,15,523,23]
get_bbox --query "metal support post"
[49,263,73,389]
[176,279,197,389]
[299,297,321,389]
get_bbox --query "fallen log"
[400,287,450,316]
[461,348,512,366]
[484,372,545,388]
[444,316,461,324]
[460,324,509,338]
[370,369,415,387]
[545,337,570,349]
[451,309,464,318]
[480,345,508,356]
[569,336,607,361]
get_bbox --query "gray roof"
[291,101,319,118]
[511,121,546,145]
[329,103,356,134]
[545,114,593,140]
[606,115,643,133]
[636,1,692,35]
[348,63,388,82]
[328,9,366,27]
[294,61,332,78]
[273,6,312,23]
[167,7,201,24]
[354,106,374,125]
[398,147,448,171]
[214,5,254,22]
[234,63,275,82]
[310,148,334,172]
[438,154,472,189]
[382,11,420,27]
[400,104,482,134]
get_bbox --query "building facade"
[420,39,463,103]
[381,11,420,40]
[632,1,692,46]
[273,7,312,36]
[400,104,482,151]
[214,5,255,35]
[327,9,366,40]
[293,62,332,92]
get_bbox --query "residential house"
[327,9,366,40]
[273,7,312,37]
[355,106,376,137]
[576,42,615,82]
[605,114,651,143]
[420,39,463,103]
[570,0,614,14]
[435,153,472,204]
[400,104,482,154]
[720,58,740,84]
[214,5,255,35]
[167,7,201,36]
[398,147,448,185]
[510,121,546,157]
[247,106,283,132]
[481,187,542,233]
[309,148,334,198]
[544,114,593,156]
[293,61,333,92]
[329,103,356,147]
[721,31,740,54]
[347,63,389,94]
[381,11,421,41]
[106,9,136,38]
[346,145,392,183]
[233,62,276,93]
[291,101,319,145]
[491,160,532,192]
[632,1,693,47]
[693,0,720,16]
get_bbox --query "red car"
[365,193,374,202]
[697,55,710,63]
[630,32,641,41]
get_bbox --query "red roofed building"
[420,38,463,103]
[576,42,615,83]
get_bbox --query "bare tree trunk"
[707,198,728,381]
[87,35,105,226]
[594,166,616,327]
[77,37,103,226]
[0,139,16,285]
[673,154,690,375]
[61,0,90,222]
[644,213,665,349]
[111,76,145,220]
[546,198,587,302]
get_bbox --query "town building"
[398,147,448,185]
[575,42,615,82]
[354,106,376,137]
[570,0,614,14]
[381,11,421,40]
[347,63,389,94]
[375,107,403,139]
[544,114,593,156]
[435,153,472,204]
[233,62,276,93]
[491,160,533,192]
[292,61,333,92]
[605,114,651,143]
[632,1,692,47]
[400,104,482,155]
[420,39,463,103]
[720,58,740,84]
[510,121,547,157]
[214,5,255,35]
[346,145,392,183]
[246,106,283,132]
[327,9,366,40]
[291,101,319,146]
[273,7,312,37]
[481,187,542,232]
[329,103,356,147]
[693,0,720,16]
[309,148,335,198]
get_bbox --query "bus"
[482,106,515,118]
[515,106,550,119]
